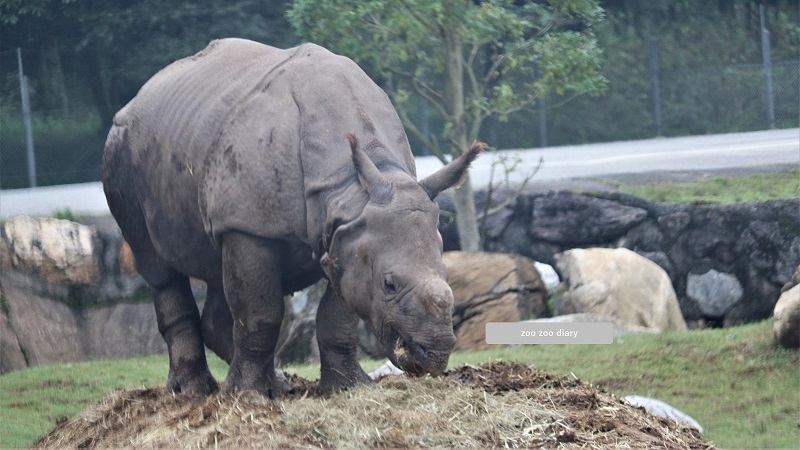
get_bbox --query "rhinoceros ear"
[419,140,487,200]
[346,132,394,204]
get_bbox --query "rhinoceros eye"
[383,273,397,295]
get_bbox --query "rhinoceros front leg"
[221,231,290,398]
[317,285,373,393]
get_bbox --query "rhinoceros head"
[319,133,485,376]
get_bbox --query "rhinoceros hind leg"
[201,286,234,364]
[154,273,219,395]
[317,285,373,393]
[107,177,218,396]
[220,232,290,398]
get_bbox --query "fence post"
[17,48,37,187]
[760,4,776,130]
[534,65,548,148]
[647,19,663,137]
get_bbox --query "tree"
[288,0,606,251]
[1,0,297,128]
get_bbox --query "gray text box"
[485,322,613,345]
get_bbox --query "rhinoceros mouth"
[386,327,431,376]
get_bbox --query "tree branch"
[477,155,544,228]
[478,12,563,86]
[398,0,440,34]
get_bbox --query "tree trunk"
[443,27,482,252]
[451,173,481,251]
[40,38,69,117]
[82,48,114,131]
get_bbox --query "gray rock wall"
[439,191,800,326]
[0,216,155,374]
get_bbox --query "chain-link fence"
[0,46,114,190]
[494,58,800,150]
[1,49,798,190]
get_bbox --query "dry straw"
[34,361,713,449]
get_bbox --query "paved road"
[416,128,800,188]
[1,128,798,219]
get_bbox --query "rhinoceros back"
[105,38,416,277]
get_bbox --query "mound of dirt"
[34,361,712,449]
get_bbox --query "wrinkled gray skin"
[102,38,482,397]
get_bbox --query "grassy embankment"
[610,168,799,204]
[1,321,797,449]
[1,169,798,448]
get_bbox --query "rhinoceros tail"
[418,140,487,200]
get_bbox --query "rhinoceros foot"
[318,360,374,394]
[222,365,290,399]
[166,369,219,395]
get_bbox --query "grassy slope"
[1,321,797,449]
[612,168,799,204]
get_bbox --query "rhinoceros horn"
[346,133,394,204]
[419,140,487,200]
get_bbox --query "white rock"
[773,284,800,349]
[1,216,101,285]
[554,248,687,331]
[534,261,560,292]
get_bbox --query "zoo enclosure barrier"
[1,51,798,190]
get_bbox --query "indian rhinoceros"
[102,38,483,396]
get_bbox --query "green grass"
[1,321,797,449]
[609,169,800,204]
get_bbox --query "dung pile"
[34,361,712,449]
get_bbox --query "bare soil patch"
[34,361,712,449]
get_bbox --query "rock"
[525,313,658,337]
[554,248,687,331]
[773,284,800,349]
[530,192,648,246]
[118,241,138,274]
[0,271,166,373]
[686,269,743,318]
[1,216,102,285]
[534,262,560,292]
[277,314,319,365]
[276,280,326,365]
[781,266,800,294]
[623,396,704,433]
[0,299,28,373]
[443,251,548,350]
[464,190,799,326]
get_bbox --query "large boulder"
[773,266,800,349]
[554,248,687,331]
[530,192,648,246]
[0,216,102,285]
[443,251,549,350]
